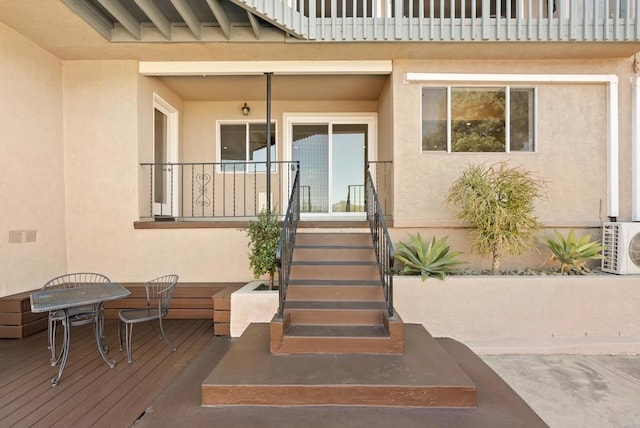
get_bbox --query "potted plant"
[446,162,546,274]
[245,208,281,290]
[231,209,281,337]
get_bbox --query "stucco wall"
[394,275,640,354]
[62,61,255,283]
[389,58,634,269]
[0,23,66,296]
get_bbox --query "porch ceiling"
[157,74,388,101]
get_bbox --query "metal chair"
[43,272,111,365]
[118,274,179,363]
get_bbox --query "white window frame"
[283,112,377,219]
[216,120,277,173]
[421,85,537,154]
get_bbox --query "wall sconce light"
[241,103,250,116]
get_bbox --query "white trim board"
[139,61,393,76]
[405,72,620,219]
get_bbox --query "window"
[219,122,276,172]
[422,87,535,153]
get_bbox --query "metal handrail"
[365,163,395,317]
[276,162,300,318]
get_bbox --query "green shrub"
[395,233,464,280]
[542,229,604,274]
[246,209,281,289]
[446,162,545,274]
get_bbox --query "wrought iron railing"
[368,160,393,218]
[276,163,301,318]
[345,185,365,212]
[366,163,395,317]
[139,161,298,220]
[300,185,312,212]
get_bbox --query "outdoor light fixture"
[241,103,250,115]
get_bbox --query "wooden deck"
[0,319,215,427]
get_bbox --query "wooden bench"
[0,290,48,339]
[103,282,243,336]
[1,282,244,338]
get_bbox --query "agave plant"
[542,229,604,274]
[395,233,464,280]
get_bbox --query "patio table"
[30,283,131,386]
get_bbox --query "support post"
[266,72,273,212]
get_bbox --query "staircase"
[270,230,404,354]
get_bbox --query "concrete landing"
[202,323,477,407]
[138,326,548,427]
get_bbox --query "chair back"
[144,274,179,317]
[43,272,111,290]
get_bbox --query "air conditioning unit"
[601,222,640,274]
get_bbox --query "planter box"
[230,281,279,338]
[393,274,640,355]
[228,275,640,354]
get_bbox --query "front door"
[288,116,374,218]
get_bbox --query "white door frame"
[283,113,377,219]
[152,93,179,217]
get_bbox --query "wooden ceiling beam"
[133,0,172,39]
[205,0,231,40]
[170,0,202,39]
[246,11,261,39]
[96,0,141,39]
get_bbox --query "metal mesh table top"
[30,283,131,313]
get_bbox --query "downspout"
[633,77,640,221]
[607,76,619,221]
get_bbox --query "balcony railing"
[366,164,395,317]
[237,0,640,42]
[139,161,298,220]
[368,160,393,219]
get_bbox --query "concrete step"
[284,300,388,325]
[289,262,380,280]
[295,233,373,247]
[205,324,474,407]
[273,327,401,354]
[286,281,384,301]
[293,246,376,262]
[270,311,405,355]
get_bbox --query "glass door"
[291,121,368,217]
[331,124,367,214]
[292,124,329,214]
[151,95,179,218]
[153,107,171,216]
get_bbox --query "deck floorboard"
[0,319,214,427]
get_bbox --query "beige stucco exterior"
[393,275,640,354]
[0,23,67,296]
[391,58,629,228]
[2,3,640,296]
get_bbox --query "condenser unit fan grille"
[628,233,640,267]
[601,223,619,272]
